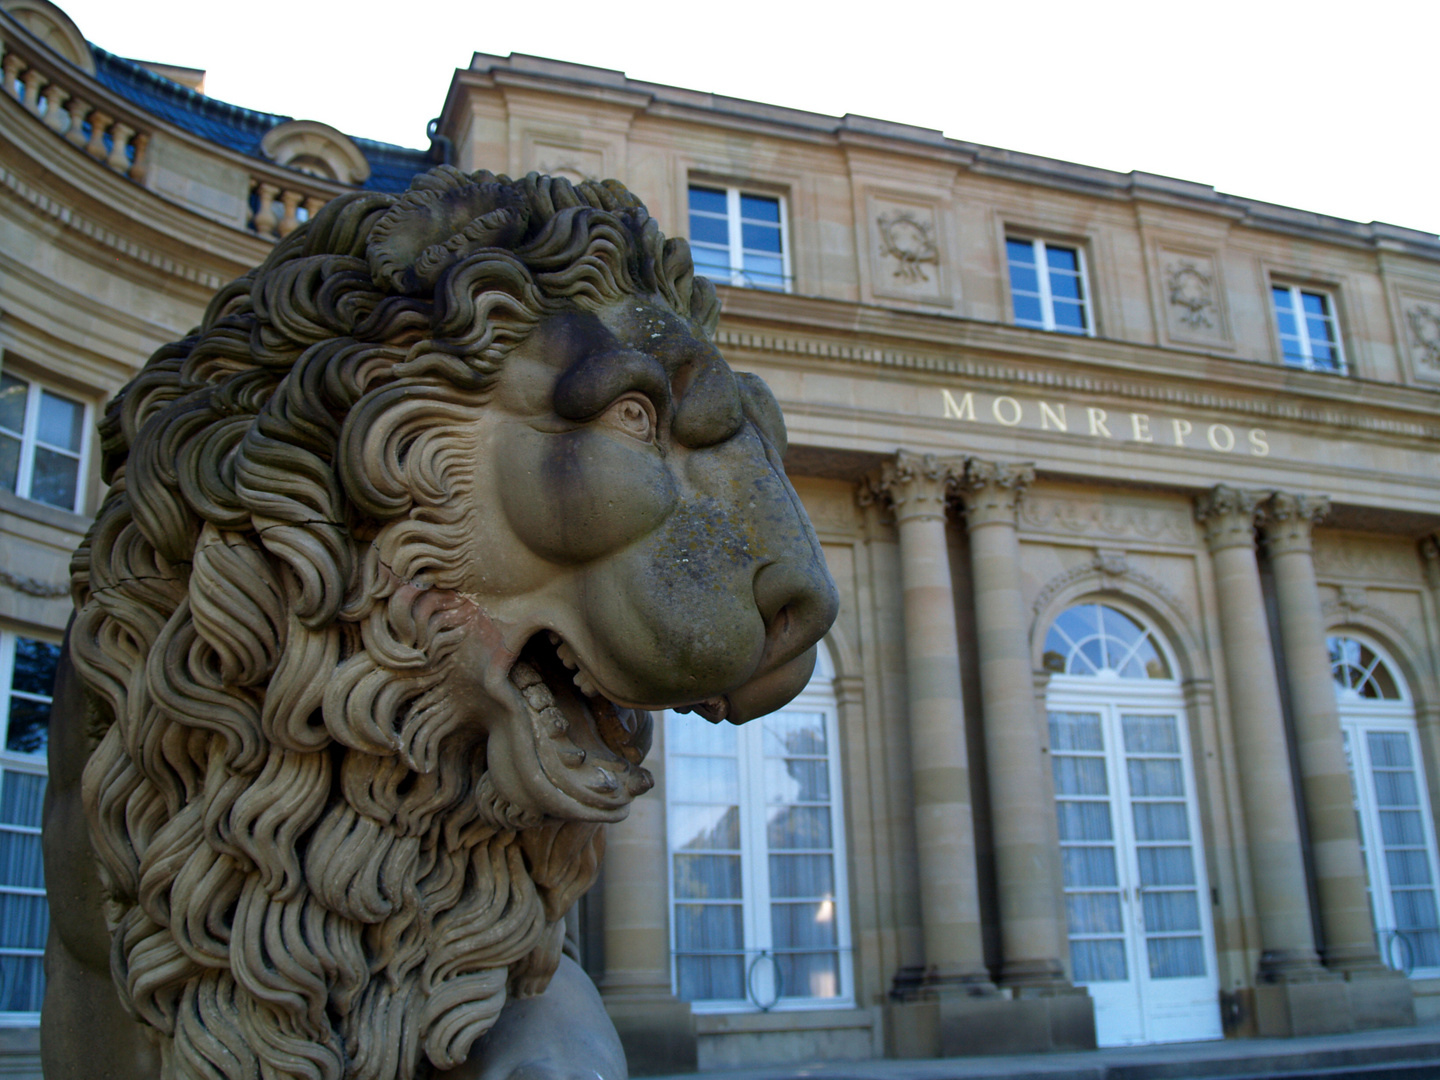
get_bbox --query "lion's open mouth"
[509,631,654,801]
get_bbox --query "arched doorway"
[1331,634,1440,976]
[1042,601,1222,1046]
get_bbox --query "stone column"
[600,718,696,1074]
[1261,493,1384,974]
[1196,485,1325,981]
[873,451,993,991]
[954,459,1067,988]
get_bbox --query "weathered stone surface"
[42,167,837,1080]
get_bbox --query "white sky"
[57,0,1440,236]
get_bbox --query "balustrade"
[0,34,149,183]
[247,180,327,240]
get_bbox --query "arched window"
[1043,603,1172,680]
[664,645,852,1011]
[1330,634,1440,975]
[1043,601,1219,1047]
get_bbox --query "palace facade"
[4,1,1440,1073]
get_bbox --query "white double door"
[1048,684,1222,1046]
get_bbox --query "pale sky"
[57,0,1439,236]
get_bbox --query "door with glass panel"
[1331,635,1440,976]
[1044,603,1221,1046]
[665,649,852,1010]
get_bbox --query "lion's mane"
[68,167,719,1080]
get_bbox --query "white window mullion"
[726,188,745,288]
[1034,239,1056,331]
[14,385,39,502]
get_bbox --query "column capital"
[1194,484,1265,552]
[955,458,1035,529]
[1259,492,1331,558]
[874,449,965,524]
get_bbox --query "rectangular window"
[688,185,789,292]
[0,632,60,1021]
[665,674,851,1010]
[0,373,89,513]
[1271,285,1346,373]
[1006,237,1093,335]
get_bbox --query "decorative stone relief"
[1030,550,1195,629]
[529,141,606,184]
[260,119,371,185]
[1156,247,1229,346]
[877,210,939,282]
[866,196,948,305]
[1313,533,1423,583]
[1019,491,1195,546]
[43,167,838,1080]
[0,567,67,599]
[1405,303,1440,372]
[1166,260,1215,328]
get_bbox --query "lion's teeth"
[511,662,544,690]
[522,683,554,710]
[545,710,569,737]
[574,670,598,698]
[548,631,561,645]
[589,767,618,793]
[556,642,578,670]
[559,746,586,768]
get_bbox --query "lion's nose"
[750,559,839,683]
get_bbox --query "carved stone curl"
[1194,484,1265,552]
[954,458,1035,528]
[1259,492,1331,557]
[872,449,965,523]
[43,167,838,1080]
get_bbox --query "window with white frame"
[1006,237,1093,335]
[1331,635,1440,975]
[0,372,89,513]
[665,646,850,1010]
[0,632,60,1020]
[687,185,790,292]
[1271,285,1346,374]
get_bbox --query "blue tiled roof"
[88,46,432,192]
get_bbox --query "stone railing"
[0,30,149,183]
[247,177,332,240]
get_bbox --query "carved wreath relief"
[877,210,940,282]
[45,167,837,1080]
[1406,304,1440,371]
[1165,260,1215,328]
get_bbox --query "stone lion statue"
[42,167,838,1080]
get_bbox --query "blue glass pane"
[0,435,17,495]
[37,392,82,452]
[1301,292,1327,316]
[771,900,838,949]
[10,639,56,702]
[676,954,743,1001]
[1013,293,1044,326]
[674,903,743,950]
[1009,264,1039,294]
[743,254,785,289]
[1056,605,1099,639]
[0,893,47,949]
[740,194,780,223]
[692,247,731,277]
[673,853,741,899]
[0,773,44,829]
[1276,311,1298,336]
[0,376,26,436]
[1046,246,1079,272]
[688,187,727,214]
[1006,239,1036,266]
[742,222,782,253]
[5,698,47,755]
[0,956,43,1012]
[1272,286,1294,312]
[689,215,730,245]
[0,832,42,889]
[1071,939,1127,983]
[1049,272,1082,300]
[29,447,79,511]
[1307,317,1335,344]
[1310,344,1337,368]
[1053,301,1086,332]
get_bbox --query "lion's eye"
[600,394,656,444]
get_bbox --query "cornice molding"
[713,324,1440,442]
[0,163,226,290]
